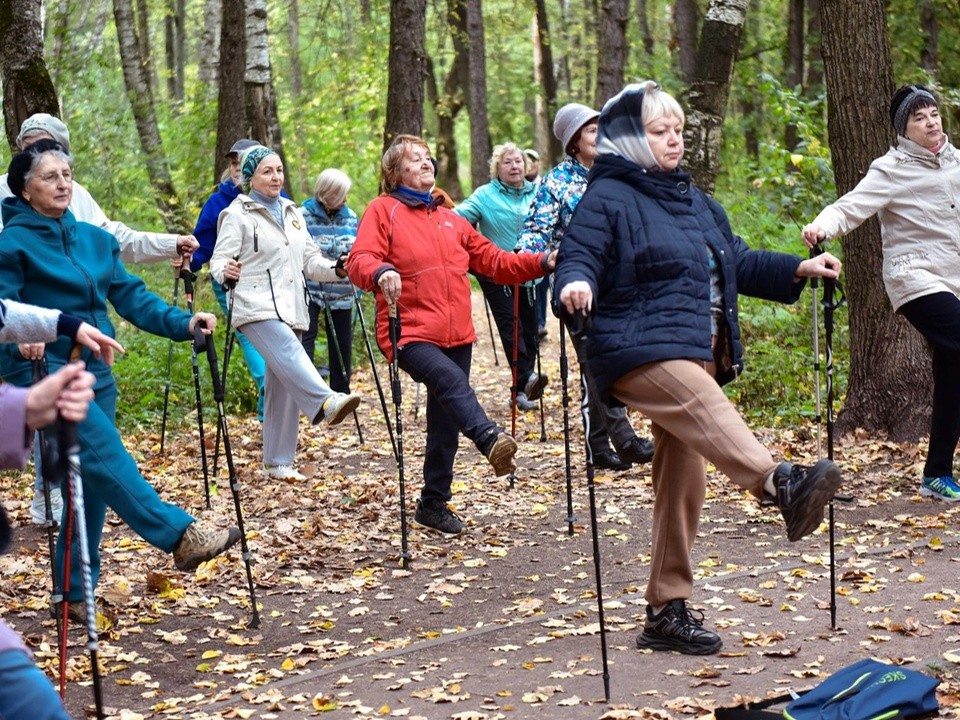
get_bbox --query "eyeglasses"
[35,170,73,185]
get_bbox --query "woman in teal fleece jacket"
[0,140,240,616]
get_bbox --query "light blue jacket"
[301,198,358,310]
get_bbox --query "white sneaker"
[262,464,306,481]
[31,487,63,525]
[321,392,361,426]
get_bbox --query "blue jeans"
[213,279,266,420]
[900,292,960,477]
[397,343,498,503]
[0,645,71,720]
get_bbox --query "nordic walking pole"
[60,416,106,720]
[213,259,240,478]
[508,285,520,490]
[181,267,211,508]
[321,299,364,442]
[570,310,610,700]
[32,357,64,642]
[483,293,500,366]
[534,314,547,441]
[159,266,182,453]
[355,289,397,461]
[558,317,576,536]
[194,322,261,629]
[387,303,411,569]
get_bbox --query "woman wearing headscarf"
[555,82,843,655]
[456,142,545,411]
[300,168,359,392]
[0,140,241,622]
[804,84,960,502]
[519,102,654,471]
[211,145,361,482]
[348,135,556,536]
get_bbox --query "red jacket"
[349,193,547,360]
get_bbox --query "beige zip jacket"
[813,135,960,310]
[211,194,338,330]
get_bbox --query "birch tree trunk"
[466,0,491,189]
[683,0,748,194]
[197,0,221,89]
[384,0,426,150]
[595,0,628,108]
[820,0,931,440]
[112,0,187,230]
[1,0,61,149]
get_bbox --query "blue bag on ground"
[783,658,939,719]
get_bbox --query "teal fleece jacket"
[0,197,193,389]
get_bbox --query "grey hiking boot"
[485,432,518,477]
[772,460,842,541]
[523,373,548,402]
[636,599,722,655]
[173,522,242,572]
[414,499,465,535]
[516,392,537,412]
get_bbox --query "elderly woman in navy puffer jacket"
[555,82,844,657]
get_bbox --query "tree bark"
[384,0,426,150]
[739,0,762,158]
[427,0,469,201]
[135,0,157,94]
[287,0,302,99]
[533,0,561,163]
[683,0,749,194]
[244,0,291,196]
[820,0,930,440]
[112,0,187,230]
[465,0,491,189]
[215,0,246,183]
[673,0,699,83]
[197,0,221,89]
[784,0,804,152]
[805,0,823,94]
[636,0,653,56]
[595,0,628,108]
[164,0,186,102]
[0,0,61,150]
[920,0,938,77]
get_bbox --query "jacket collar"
[589,154,694,203]
[894,134,957,166]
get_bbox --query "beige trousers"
[611,359,780,606]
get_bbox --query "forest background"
[0,0,951,441]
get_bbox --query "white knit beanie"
[16,113,70,151]
[552,103,600,153]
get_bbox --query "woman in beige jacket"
[804,84,960,502]
[211,145,361,481]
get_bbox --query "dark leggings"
[899,292,960,477]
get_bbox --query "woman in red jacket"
[349,135,556,535]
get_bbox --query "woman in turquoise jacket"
[0,140,240,619]
[456,142,545,411]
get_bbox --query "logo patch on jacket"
[292,220,302,229]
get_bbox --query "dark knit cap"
[6,138,68,200]
[890,84,938,137]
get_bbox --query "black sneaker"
[772,460,842,541]
[592,448,631,471]
[414,499,465,535]
[618,436,655,464]
[636,599,722,655]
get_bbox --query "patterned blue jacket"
[301,198,358,310]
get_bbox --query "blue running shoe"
[920,475,960,502]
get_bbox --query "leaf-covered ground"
[3,295,960,719]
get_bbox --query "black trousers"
[302,302,353,393]
[478,278,538,388]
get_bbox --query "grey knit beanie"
[16,113,71,151]
[553,103,600,154]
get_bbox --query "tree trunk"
[683,0,749,194]
[805,0,823,94]
[739,0,762,158]
[244,0,291,196]
[164,0,186,102]
[636,0,653,56]
[533,0,561,163]
[197,0,221,89]
[215,0,246,184]
[784,0,804,152]
[112,0,187,230]
[466,0,491,189]
[135,0,157,94]
[595,0,628,108]
[673,0,699,83]
[0,0,61,150]
[384,0,426,150]
[287,0,302,99]
[920,0,938,78]
[427,0,469,201]
[820,0,930,440]
[47,0,71,72]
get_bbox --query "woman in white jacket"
[804,84,960,502]
[211,146,361,481]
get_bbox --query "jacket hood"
[893,134,956,167]
[0,196,74,233]
[589,154,694,204]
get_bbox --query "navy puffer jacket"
[554,154,804,402]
